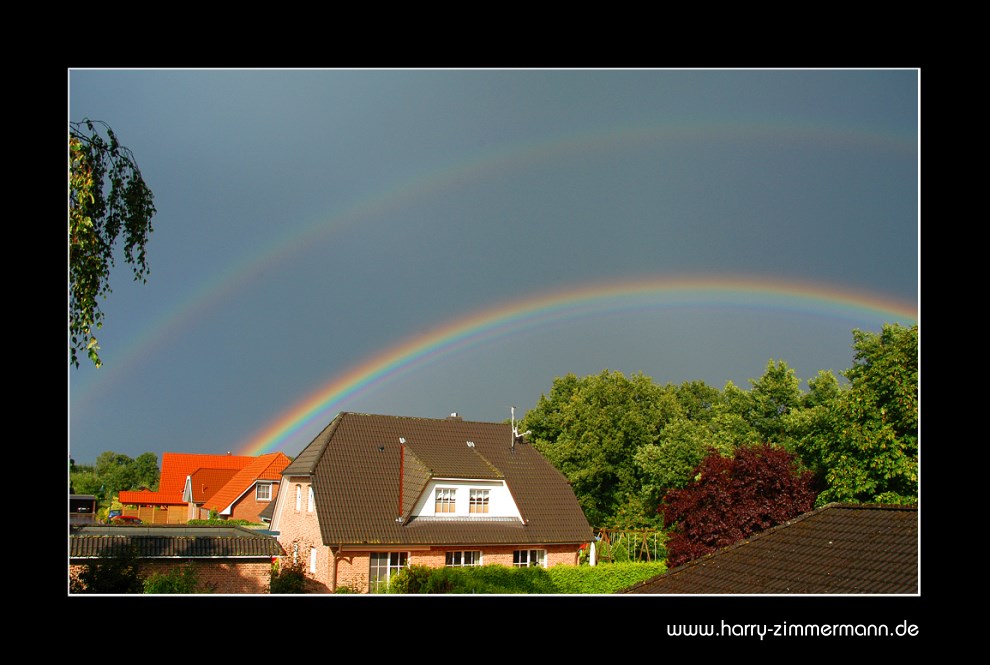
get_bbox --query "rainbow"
[236,275,917,456]
[70,120,916,413]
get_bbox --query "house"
[69,524,285,594]
[619,503,919,594]
[118,452,291,524]
[270,412,593,593]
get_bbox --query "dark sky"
[68,68,918,464]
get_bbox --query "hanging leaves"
[69,118,156,368]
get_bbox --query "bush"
[270,558,308,594]
[548,561,666,594]
[144,565,203,594]
[660,443,816,567]
[70,547,143,594]
[385,562,666,594]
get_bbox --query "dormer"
[396,436,523,524]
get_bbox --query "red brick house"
[270,412,593,593]
[118,452,291,524]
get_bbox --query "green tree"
[793,324,918,505]
[521,370,680,527]
[634,417,709,505]
[78,451,160,504]
[747,359,803,446]
[70,118,156,368]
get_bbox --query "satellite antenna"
[510,406,531,449]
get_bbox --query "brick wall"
[328,544,581,593]
[69,559,274,594]
[274,477,332,592]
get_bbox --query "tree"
[70,118,156,368]
[659,443,816,567]
[72,451,160,506]
[792,324,918,505]
[521,370,681,527]
[746,360,803,446]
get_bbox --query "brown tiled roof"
[285,412,592,547]
[70,525,285,559]
[620,503,918,594]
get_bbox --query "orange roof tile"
[189,468,241,503]
[201,452,292,514]
[156,452,256,503]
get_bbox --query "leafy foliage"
[143,565,203,594]
[521,370,681,527]
[270,557,308,594]
[70,547,143,594]
[792,324,918,505]
[69,118,156,368]
[71,451,160,503]
[385,562,666,594]
[660,443,816,568]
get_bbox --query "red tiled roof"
[189,468,241,503]
[200,453,292,514]
[158,453,254,498]
[120,453,271,507]
[281,412,592,547]
[118,488,180,506]
[619,503,919,594]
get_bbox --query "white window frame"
[445,550,483,567]
[256,483,272,502]
[435,487,456,514]
[369,552,408,592]
[469,488,490,514]
[513,549,546,568]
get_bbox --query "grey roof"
[288,412,593,548]
[70,524,285,559]
[620,503,918,594]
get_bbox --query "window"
[256,483,272,502]
[513,549,546,568]
[435,488,456,514]
[469,489,490,514]
[310,546,318,573]
[295,484,302,511]
[445,551,482,567]
[369,552,407,592]
[308,485,315,513]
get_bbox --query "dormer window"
[469,489,489,514]
[435,488,456,513]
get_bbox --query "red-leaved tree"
[660,443,816,568]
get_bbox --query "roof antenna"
[510,406,531,449]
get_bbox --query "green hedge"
[386,562,666,594]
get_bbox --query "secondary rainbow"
[237,275,917,457]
